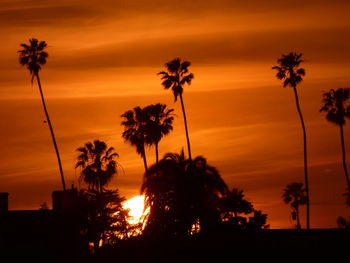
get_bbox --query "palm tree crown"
[272,52,305,88]
[18,38,48,81]
[158,58,194,102]
[121,106,149,172]
[143,103,174,164]
[141,151,228,236]
[144,103,174,144]
[75,140,118,193]
[320,88,350,126]
[282,182,307,209]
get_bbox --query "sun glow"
[123,195,147,225]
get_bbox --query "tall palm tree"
[75,140,118,193]
[144,103,174,165]
[158,58,194,161]
[273,52,310,229]
[282,182,307,229]
[121,106,149,173]
[18,38,66,191]
[320,88,350,192]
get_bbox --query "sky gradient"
[1,0,350,228]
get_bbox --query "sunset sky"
[1,0,350,228]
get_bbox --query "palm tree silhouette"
[320,88,350,193]
[121,106,149,173]
[141,151,228,236]
[222,188,254,218]
[191,156,228,232]
[158,58,194,161]
[18,38,66,191]
[141,150,191,236]
[144,103,174,165]
[75,140,118,193]
[273,52,310,229]
[282,182,307,229]
[220,188,254,229]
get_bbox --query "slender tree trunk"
[292,86,310,229]
[296,207,301,229]
[36,73,66,191]
[155,142,159,165]
[141,144,148,174]
[179,94,192,161]
[339,124,350,190]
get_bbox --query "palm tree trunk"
[296,207,301,229]
[36,73,66,191]
[155,142,159,165]
[339,124,350,190]
[155,142,159,177]
[141,144,148,174]
[292,86,310,229]
[179,94,192,161]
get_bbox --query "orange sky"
[1,0,350,228]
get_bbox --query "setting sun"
[123,195,146,225]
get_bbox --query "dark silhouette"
[143,103,174,165]
[344,192,350,206]
[39,202,49,210]
[141,151,228,237]
[247,210,269,230]
[18,38,66,191]
[337,216,350,228]
[282,182,307,229]
[158,58,194,161]
[320,88,350,193]
[121,106,149,173]
[220,188,269,230]
[221,188,254,228]
[273,52,310,229]
[78,189,130,251]
[75,140,118,194]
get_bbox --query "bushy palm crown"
[143,103,174,146]
[75,140,118,192]
[272,52,305,88]
[141,151,228,235]
[222,188,254,216]
[158,58,194,101]
[282,182,307,209]
[18,38,48,81]
[320,88,350,126]
[121,106,149,157]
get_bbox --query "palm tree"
[221,188,254,218]
[144,103,174,165]
[273,52,310,229]
[141,151,228,236]
[282,182,307,229]
[158,58,194,160]
[320,88,350,192]
[121,106,149,173]
[220,188,254,229]
[141,150,191,236]
[75,140,118,193]
[18,38,66,191]
[191,156,229,232]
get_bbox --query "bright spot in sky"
[123,195,146,224]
